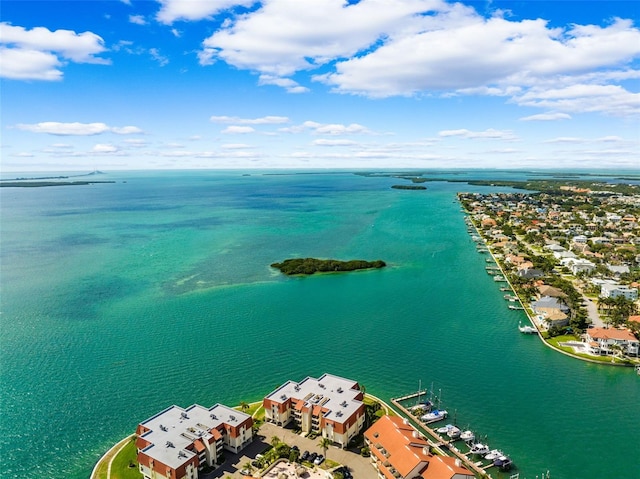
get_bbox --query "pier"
[391,395,494,478]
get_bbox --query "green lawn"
[109,439,142,479]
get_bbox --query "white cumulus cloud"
[221,126,256,134]
[210,115,289,124]
[92,143,118,153]
[0,22,109,81]
[439,128,517,140]
[519,112,572,121]
[156,0,256,24]
[16,122,142,136]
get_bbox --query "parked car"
[334,467,352,479]
[314,454,324,465]
[309,452,318,463]
[301,450,309,461]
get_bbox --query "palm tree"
[239,401,250,413]
[318,437,332,461]
[242,462,254,476]
[271,435,281,447]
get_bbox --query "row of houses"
[136,373,474,479]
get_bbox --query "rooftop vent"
[341,401,347,407]
[336,411,343,417]
[210,414,217,420]
[337,387,343,393]
[160,424,168,432]
[319,383,325,388]
[178,451,187,458]
[166,441,175,448]
[230,415,236,422]
[181,412,188,419]
[294,385,300,391]
[280,394,287,400]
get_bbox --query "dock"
[391,396,494,479]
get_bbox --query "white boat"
[447,426,461,439]
[421,409,448,422]
[459,430,475,442]
[494,455,513,471]
[519,322,537,334]
[469,443,489,455]
[436,425,450,434]
[485,449,503,461]
[636,364,640,376]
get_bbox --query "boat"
[636,365,640,376]
[459,430,475,442]
[409,401,432,413]
[519,322,537,334]
[447,426,461,439]
[494,275,507,282]
[494,455,513,471]
[509,305,524,310]
[421,409,448,422]
[469,443,489,455]
[484,449,503,461]
[500,287,510,291]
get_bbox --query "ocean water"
[1,170,639,479]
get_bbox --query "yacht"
[484,450,502,461]
[421,409,448,422]
[447,426,461,439]
[459,430,475,442]
[469,443,489,455]
[519,322,537,334]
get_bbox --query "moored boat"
[447,426,461,439]
[484,449,502,461]
[421,409,448,422]
[519,322,537,334]
[459,430,475,442]
[494,455,513,471]
[469,443,489,455]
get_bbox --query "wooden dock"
[393,390,428,402]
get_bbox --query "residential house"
[136,404,253,479]
[263,373,365,448]
[364,416,474,479]
[584,328,640,356]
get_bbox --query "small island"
[391,185,427,190]
[271,258,386,275]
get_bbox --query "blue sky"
[1,0,639,171]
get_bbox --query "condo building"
[263,373,365,448]
[136,403,253,479]
[364,415,474,479]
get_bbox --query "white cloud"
[124,138,148,147]
[258,75,309,93]
[193,1,640,116]
[16,122,142,136]
[129,15,147,25]
[210,115,289,124]
[0,22,109,80]
[221,143,253,149]
[92,143,118,153]
[156,0,255,24]
[279,121,372,136]
[519,112,572,121]
[149,48,169,66]
[438,128,517,140]
[221,126,255,134]
[312,139,358,146]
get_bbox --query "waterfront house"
[584,328,640,357]
[600,283,638,301]
[263,373,365,448]
[364,415,474,479]
[136,404,253,479]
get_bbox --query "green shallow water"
[1,171,638,479]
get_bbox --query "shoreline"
[462,202,637,368]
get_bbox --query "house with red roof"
[584,327,640,357]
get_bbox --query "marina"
[391,387,524,478]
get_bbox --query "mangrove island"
[271,258,386,275]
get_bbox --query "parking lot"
[209,422,375,479]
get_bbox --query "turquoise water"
[1,170,639,479]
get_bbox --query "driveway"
[209,422,376,479]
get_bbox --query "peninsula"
[271,258,386,275]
